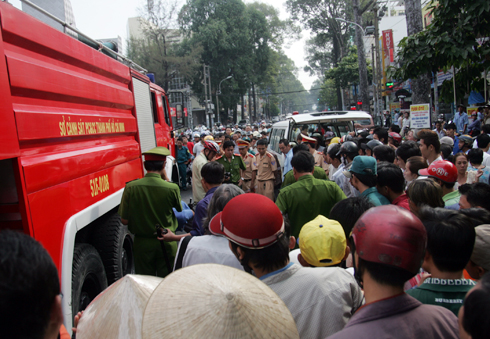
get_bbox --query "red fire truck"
[0,1,176,330]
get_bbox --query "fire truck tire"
[71,244,107,317]
[92,214,135,285]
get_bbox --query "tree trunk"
[405,0,430,104]
[241,95,245,120]
[252,83,257,121]
[354,0,370,112]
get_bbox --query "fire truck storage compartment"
[133,77,157,153]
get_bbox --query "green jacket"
[215,154,246,184]
[407,277,476,316]
[443,190,461,207]
[118,173,182,236]
[360,187,390,207]
[282,166,328,188]
[276,174,346,239]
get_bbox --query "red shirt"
[186,141,194,152]
[392,193,410,211]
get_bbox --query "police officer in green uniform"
[215,140,246,185]
[282,144,328,188]
[276,150,346,240]
[118,147,181,277]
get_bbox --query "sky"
[10,0,315,90]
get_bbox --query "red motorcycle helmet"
[419,160,457,183]
[351,205,427,275]
[202,140,220,153]
[388,132,402,144]
[209,193,285,249]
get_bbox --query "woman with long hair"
[453,152,469,189]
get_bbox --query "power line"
[189,87,323,97]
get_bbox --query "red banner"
[382,30,394,63]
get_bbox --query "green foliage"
[392,0,490,93]
[318,78,337,109]
[178,0,276,119]
[325,45,372,88]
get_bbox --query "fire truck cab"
[0,1,176,331]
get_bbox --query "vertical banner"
[382,30,394,63]
[410,104,431,129]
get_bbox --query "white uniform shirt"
[174,235,243,271]
[332,162,360,198]
[193,142,205,157]
[260,263,364,339]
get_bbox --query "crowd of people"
[3,110,490,338]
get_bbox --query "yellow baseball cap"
[298,215,346,267]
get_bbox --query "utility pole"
[353,0,370,112]
[372,44,378,117]
[203,64,209,127]
[203,65,213,127]
[374,5,382,116]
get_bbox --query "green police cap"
[143,147,170,161]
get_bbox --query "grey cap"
[471,225,490,271]
[440,136,454,147]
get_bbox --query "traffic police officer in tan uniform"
[251,138,278,200]
[237,139,254,192]
[302,134,329,174]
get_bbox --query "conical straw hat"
[77,274,162,339]
[142,264,299,339]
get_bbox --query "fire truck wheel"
[92,214,135,285]
[72,244,107,317]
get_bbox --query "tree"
[325,45,372,106]
[126,0,202,92]
[403,0,430,104]
[287,0,375,110]
[179,0,274,123]
[319,78,338,109]
[392,0,490,103]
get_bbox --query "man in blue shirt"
[279,139,293,181]
[343,156,390,206]
[446,123,460,154]
[176,137,192,190]
[191,161,224,236]
[453,104,469,135]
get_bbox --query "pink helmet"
[351,205,427,275]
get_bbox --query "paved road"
[179,186,193,206]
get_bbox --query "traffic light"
[386,82,394,90]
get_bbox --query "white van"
[268,111,373,167]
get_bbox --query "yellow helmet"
[203,135,214,141]
[330,137,341,144]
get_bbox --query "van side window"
[162,95,170,126]
[269,128,285,153]
[151,92,159,123]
